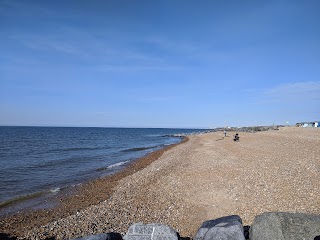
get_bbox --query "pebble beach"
[1,127,320,239]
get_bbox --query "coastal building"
[296,121,319,127]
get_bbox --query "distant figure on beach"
[234,133,239,141]
[224,130,227,137]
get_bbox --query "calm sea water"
[0,126,204,213]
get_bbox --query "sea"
[0,126,205,215]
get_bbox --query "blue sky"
[1,0,319,128]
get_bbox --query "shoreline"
[0,143,179,216]
[1,127,319,239]
[0,137,189,238]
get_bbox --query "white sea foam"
[107,161,130,169]
[50,188,60,193]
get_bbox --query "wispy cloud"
[244,81,320,106]
[14,36,82,55]
[8,26,100,57]
[264,81,320,103]
[145,36,200,53]
[94,64,183,72]
[7,30,186,68]
[0,0,56,17]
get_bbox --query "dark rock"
[0,233,17,240]
[124,223,179,240]
[243,225,250,239]
[249,212,320,240]
[194,215,245,240]
[71,232,122,240]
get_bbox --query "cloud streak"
[245,81,320,107]
[94,64,183,72]
[265,81,320,103]
[15,37,82,55]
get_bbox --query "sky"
[0,0,320,128]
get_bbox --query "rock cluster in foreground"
[72,212,320,240]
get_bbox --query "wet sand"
[1,127,320,239]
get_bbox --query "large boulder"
[123,223,179,240]
[250,212,320,240]
[194,215,245,240]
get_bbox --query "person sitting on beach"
[234,133,239,141]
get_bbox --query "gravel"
[1,127,319,239]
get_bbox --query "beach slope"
[1,127,320,239]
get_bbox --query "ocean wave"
[121,146,157,152]
[49,187,60,193]
[45,145,111,154]
[61,146,110,152]
[0,191,46,209]
[29,156,90,170]
[108,161,130,168]
[0,186,63,210]
[96,160,130,172]
[161,134,185,138]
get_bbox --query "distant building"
[296,121,319,127]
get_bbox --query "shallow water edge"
[0,137,189,238]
